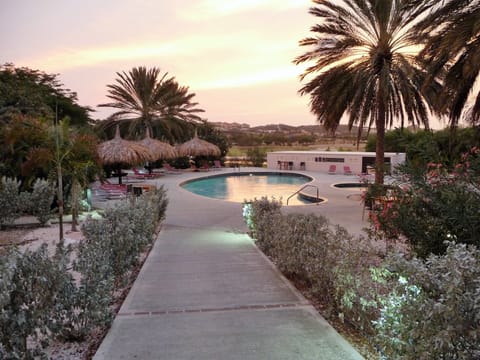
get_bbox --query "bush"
[0,177,22,228]
[0,244,74,358]
[30,178,56,226]
[0,185,169,354]
[369,147,480,257]
[374,243,480,359]
[246,147,266,167]
[246,198,480,358]
[243,197,282,252]
[245,198,380,331]
[0,177,55,227]
[64,223,114,340]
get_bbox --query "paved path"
[93,168,367,360]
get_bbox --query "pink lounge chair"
[192,163,209,172]
[97,182,128,199]
[132,168,160,179]
[162,163,182,174]
[213,160,223,170]
[328,164,337,174]
[343,165,353,175]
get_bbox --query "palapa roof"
[97,125,154,165]
[137,128,178,160]
[176,132,221,157]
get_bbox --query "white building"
[267,151,406,174]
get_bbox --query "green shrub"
[0,186,169,354]
[0,177,55,227]
[246,147,266,167]
[375,243,480,359]
[243,197,282,252]
[0,244,74,358]
[0,177,22,228]
[30,178,56,226]
[81,186,168,288]
[62,222,114,341]
[245,198,380,331]
[246,197,480,358]
[57,187,168,341]
[370,147,480,257]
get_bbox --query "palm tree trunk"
[71,178,80,232]
[57,162,64,241]
[375,99,386,185]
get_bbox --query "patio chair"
[213,160,224,170]
[132,168,161,179]
[96,182,128,199]
[162,163,182,174]
[343,165,353,175]
[192,163,210,172]
[328,164,337,174]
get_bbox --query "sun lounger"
[213,160,224,170]
[132,168,161,179]
[192,163,210,172]
[96,183,128,199]
[163,163,182,174]
[328,164,337,174]
[343,165,353,175]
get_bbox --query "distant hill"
[211,122,373,138]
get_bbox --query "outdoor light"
[242,202,254,230]
[81,188,92,212]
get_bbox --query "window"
[314,157,345,163]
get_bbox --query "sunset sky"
[1,0,322,127]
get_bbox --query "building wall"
[266,151,406,174]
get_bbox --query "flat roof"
[268,151,405,156]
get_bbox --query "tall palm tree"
[417,0,480,126]
[98,66,204,142]
[295,0,441,184]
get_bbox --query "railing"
[286,185,320,205]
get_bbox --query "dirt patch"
[0,228,32,254]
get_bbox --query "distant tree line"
[226,130,317,147]
[366,127,480,169]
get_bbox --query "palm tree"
[294,0,441,184]
[417,0,480,127]
[98,66,204,142]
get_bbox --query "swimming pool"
[181,172,317,205]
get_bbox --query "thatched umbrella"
[138,128,177,160]
[176,131,221,157]
[97,125,154,184]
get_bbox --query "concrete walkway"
[93,168,368,360]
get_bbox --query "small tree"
[246,147,266,167]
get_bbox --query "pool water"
[181,172,314,205]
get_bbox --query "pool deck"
[93,168,368,360]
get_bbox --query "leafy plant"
[30,178,56,225]
[374,243,480,359]
[63,221,114,340]
[369,147,480,257]
[0,244,74,358]
[245,198,380,331]
[246,147,266,167]
[0,177,23,228]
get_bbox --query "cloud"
[180,0,310,21]
[22,32,245,72]
[193,64,307,90]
